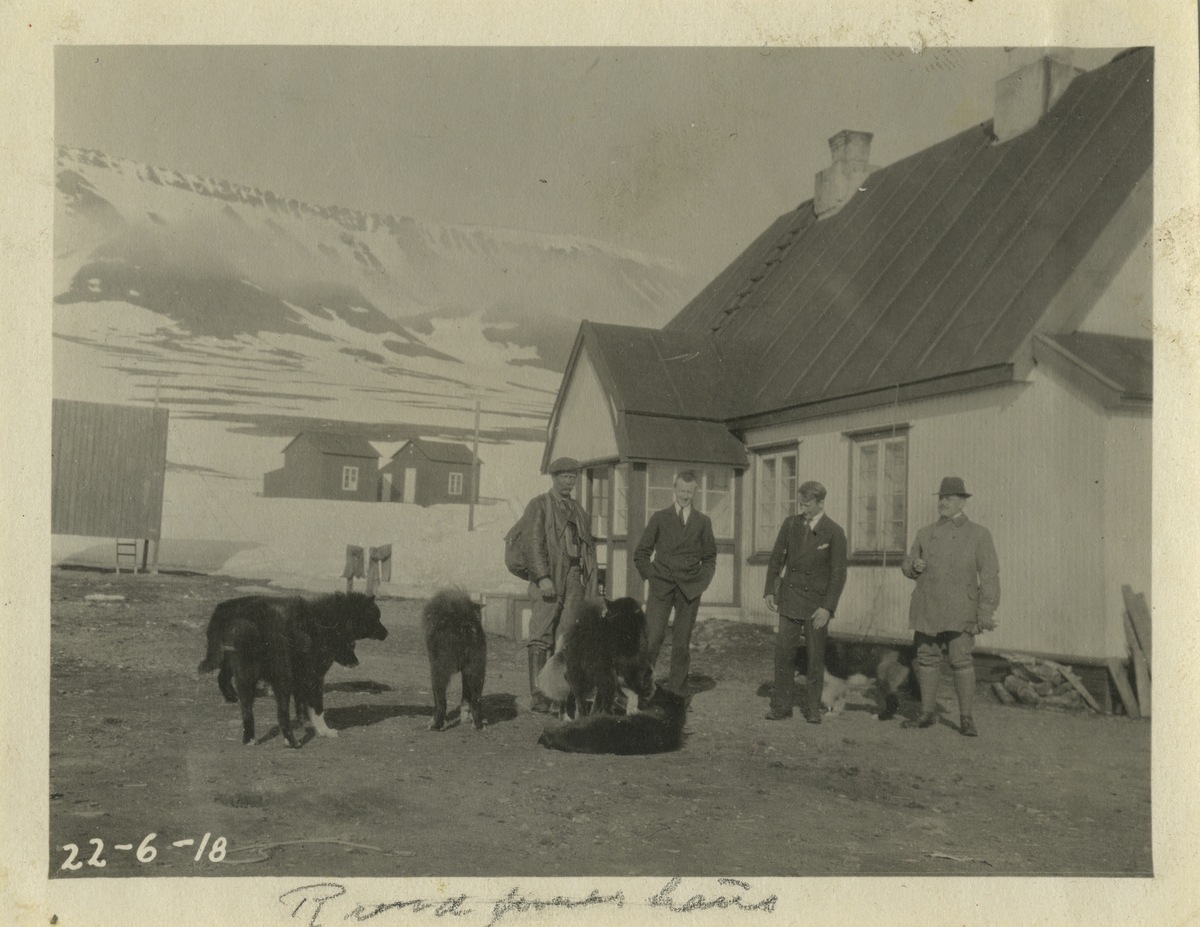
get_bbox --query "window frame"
[644,464,735,540]
[750,444,799,556]
[342,465,360,492]
[447,471,464,496]
[845,425,910,565]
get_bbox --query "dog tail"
[197,626,223,675]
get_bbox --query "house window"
[342,466,359,492]
[848,428,909,560]
[755,449,797,551]
[448,471,464,496]
[586,468,610,539]
[646,464,735,539]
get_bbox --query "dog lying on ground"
[537,684,689,755]
[794,640,914,719]
[563,597,655,718]
[197,592,387,748]
[422,589,487,731]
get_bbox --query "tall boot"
[903,664,940,728]
[527,648,552,713]
[954,666,978,736]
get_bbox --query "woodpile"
[992,656,1100,712]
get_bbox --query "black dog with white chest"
[564,597,655,717]
[422,589,488,731]
[197,592,387,748]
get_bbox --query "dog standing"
[198,592,387,748]
[564,597,655,717]
[538,684,689,755]
[422,589,487,731]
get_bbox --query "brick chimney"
[993,50,1084,144]
[814,130,875,219]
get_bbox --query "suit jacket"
[901,513,999,634]
[633,506,718,601]
[763,513,848,619]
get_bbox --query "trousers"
[644,584,701,695]
[772,610,827,716]
[913,630,976,717]
[526,565,585,653]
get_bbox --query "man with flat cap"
[520,456,596,713]
[900,477,1000,736]
[763,480,848,723]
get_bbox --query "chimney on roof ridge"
[814,129,875,219]
[993,50,1084,144]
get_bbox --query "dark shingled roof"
[622,414,749,467]
[666,47,1153,424]
[582,321,743,421]
[286,432,379,459]
[400,438,479,465]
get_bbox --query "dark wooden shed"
[263,432,380,502]
[378,438,480,506]
[52,399,170,563]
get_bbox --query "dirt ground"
[49,568,1151,879]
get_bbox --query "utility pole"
[468,401,480,531]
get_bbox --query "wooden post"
[1124,613,1151,717]
[1121,585,1152,670]
[1107,659,1140,719]
[468,401,480,532]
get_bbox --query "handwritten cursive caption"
[280,878,777,927]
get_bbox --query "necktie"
[679,508,687,527]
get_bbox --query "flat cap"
[548,456,582,474]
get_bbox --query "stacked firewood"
[992,656,1100,712]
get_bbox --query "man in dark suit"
[763,480,848,723]
[633,471,718,696]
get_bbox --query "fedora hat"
[934,476,971,497]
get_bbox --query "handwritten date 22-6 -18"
[59,833,227,870]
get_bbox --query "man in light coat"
[900,477,1000,736]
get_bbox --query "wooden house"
[52,398,170,569]
[263,431,380,502]
[378,438,480,506]
[543,49,1152,665]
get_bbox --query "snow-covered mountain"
[53,146,694,439]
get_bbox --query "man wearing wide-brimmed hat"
[899,477,1000,737]
[519,456,596,713]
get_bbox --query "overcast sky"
[55,46,1123,292]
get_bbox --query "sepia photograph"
[5,2,1200,926]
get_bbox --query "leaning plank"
[1107,659,1141,719]
[1044,660,1101,713]
[1122,585,1152,671]
[1124,614,1151,717]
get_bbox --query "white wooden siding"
[551,350,619,463]
[739,369,1145,662]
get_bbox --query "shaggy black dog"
[537,684,688,755]
[564,597,655,717]
[422,589,487,731]
[197,592,387,748]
